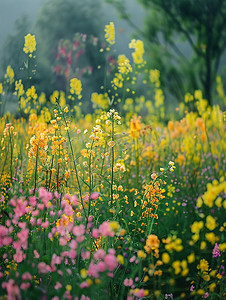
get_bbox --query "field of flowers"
[0,22,225,300]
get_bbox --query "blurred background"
[0,0,226,110]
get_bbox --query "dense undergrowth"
[0,22,225,300]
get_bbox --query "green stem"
[33,145,39,195]
[56,99,87,219]
[110,117,115,206]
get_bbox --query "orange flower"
[168,121,174,132]
[130,116,141,138]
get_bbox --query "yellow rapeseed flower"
[23,33,36,54]
[104,22,115,45]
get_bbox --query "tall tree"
[107,0,226,105]
[35,0,106,97]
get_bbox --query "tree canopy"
[107,0,226,105]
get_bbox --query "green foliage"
[108,0,226,105]
[1,16,31,81]
[35,0,106,97]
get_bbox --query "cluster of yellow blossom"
[117,54,132,75]
[163,235,183,252]
[130,116,142,139]
[91,92,109,109]
[129,39,144,64]
[149,69,160,88]
[111,73,124,89]
[197,178,226,208]
[56,214,73,228]
[4,65,14,84]
[50,90,66,107]
[28,131,48,158]
[14,80,24,98]
[190,220,204,243]
[172,260,189,276]
[23,33,36,55]
[0,83,4,95]
[70,78,82,99]
[104,22,115,45]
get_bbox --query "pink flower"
[93,249,105,260]
[124,278,133,287]
[69,239,78,250]
[81,295,90,300]
[81,251,90,260]
[20,282,30,290]
[41,220,49,229]
[72,224,85,237]
[104,254,118,271]
[29,196,37,206]
[14,249,25,263]
[32,210,39,216]
[37,204,44,211]
[90,192,99,200]
[190,285,195,292]
[69,249,76,259]
[34,250,40,259]
[2,279,20,300]
[59,237,68,246]
[22,272,32,281]
[80,281,89,289]
[129,256,136,263]
[98,222,114,237]
[96,261,106,272]
[92,228,99,239]
[54,282,62,290]
[88,261,99,278]
[212,243,221,258]
[38,262,51,274]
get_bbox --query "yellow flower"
[80,268,87,278]
[130,116,141,139]
[66,285,72,291]
[191,221,204,233]
[144,234,160,254]
[209,282,216,292]
[162,252,170,264]
[5,65,14,84]
[197,259,209,272]
[187,253,195,264]
[104,22,115,45]
[205,215,217,231]
[137,250,146,259]
[118,54,132,74]
[129,39,144,64]
[23,33,36,54]
[70,78,82,97]
[117,254,124,265]
[205,232,218,244]
[0,83,3,94]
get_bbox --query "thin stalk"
[56,163,60,193]
[48,155,54,191]
[8,127,14,184]
[135,137,139,187]
[86,141,94,225]
[0,148,9,181]
[56,99,87,219]
[110,117,115,206]
[33,145,39,195]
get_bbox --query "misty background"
[0,0,225,112]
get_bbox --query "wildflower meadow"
[0,20,225,300]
